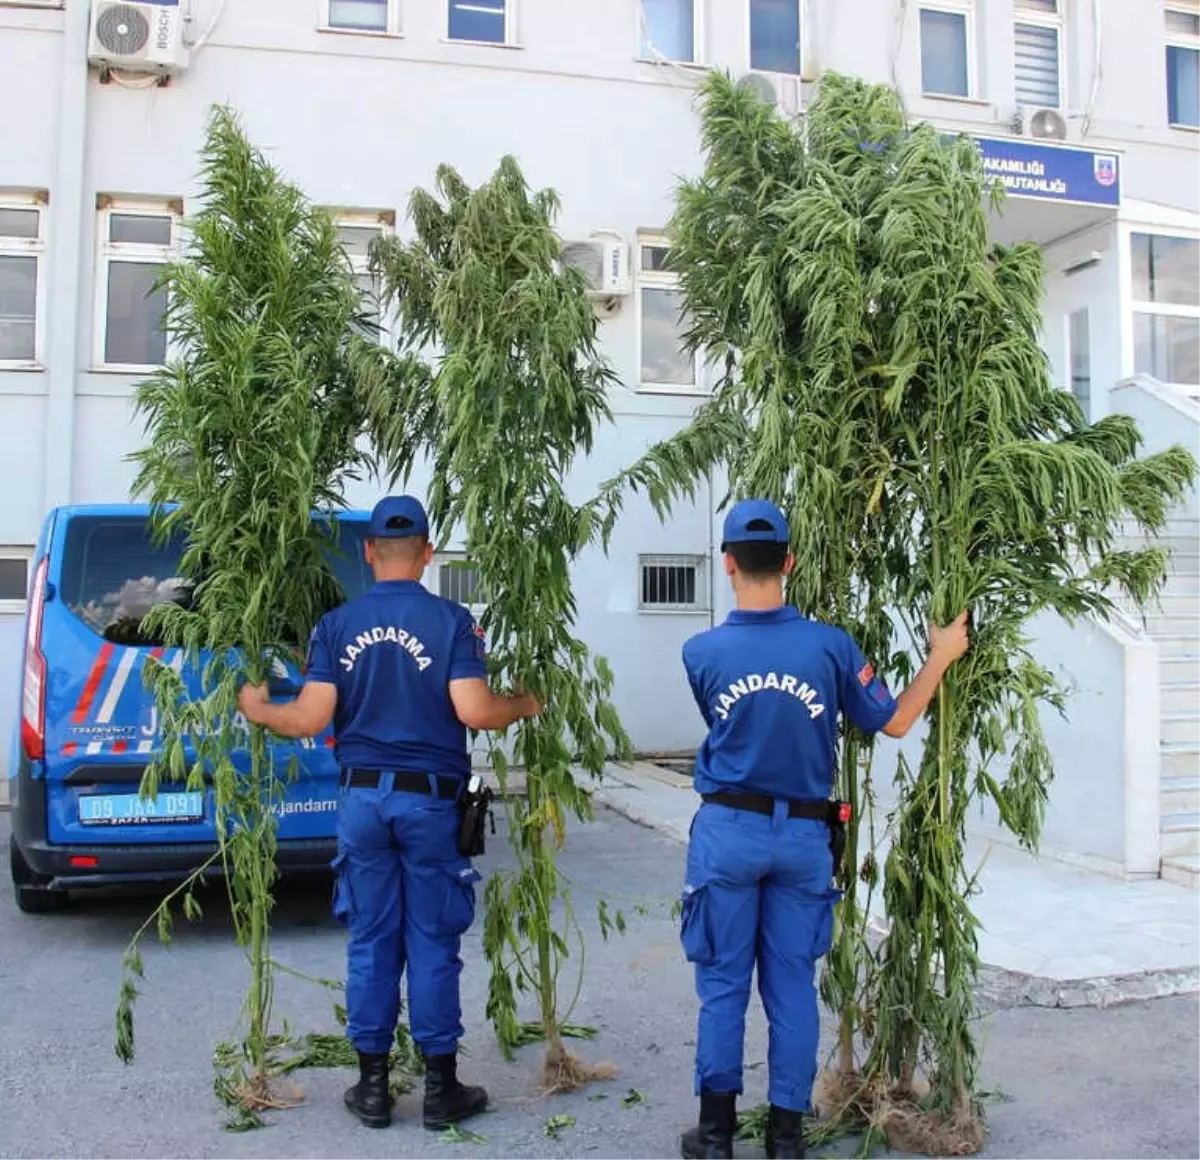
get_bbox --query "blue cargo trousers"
[332,776,480,1057]
[680,801,840,1112]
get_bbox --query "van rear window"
[58,516,371,645]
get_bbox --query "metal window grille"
[438,555,483,606]
[639,555,706,611]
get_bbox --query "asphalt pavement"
[1,808,1197,1160]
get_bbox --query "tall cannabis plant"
[663,69,914,1108]
[859,121,1195,1150]
[639,69,1196,1152]
[364,158,634,1089]
[114,106,375,1127]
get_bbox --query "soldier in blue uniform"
[239,496,541,1131]
[677,499,969,1160]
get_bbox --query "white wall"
[0,0,1196,767]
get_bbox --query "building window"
[325,0,394,34]
[96,202,178,370]
[749,0,800,75]
[0,200,43,368]
[637,236,697,393]
[436,553,484,609]
[919,3,973,98]
[1166,5,1200,128]
[1131,232,1200,390]
[0,547,32,614]
[1014,0,1062,108]
[639,555,707,612]
[448,0,513,44]
[1068,308,1090,420]
[640,0,696,63]
[334,216,389,340]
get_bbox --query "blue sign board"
[973,137,1121,207]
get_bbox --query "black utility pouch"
[457,774,495,857]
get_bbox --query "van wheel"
[9,837,67,914]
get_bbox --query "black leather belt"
[702,791,850,825]
[341,768,460,800]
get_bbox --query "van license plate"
[79,792,204,826]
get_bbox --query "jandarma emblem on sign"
[1094,155,1118,186]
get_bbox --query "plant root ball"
[539,1040,617,1094]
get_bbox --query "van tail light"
[20,556,49,761]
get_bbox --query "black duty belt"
[341,768,460,800]
[702,791,851,826]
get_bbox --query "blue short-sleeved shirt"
[305,579,487,777]
[682,606,897,801]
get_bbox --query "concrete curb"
[590,774,1200,1013]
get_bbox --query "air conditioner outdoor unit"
[736,72,800,116]
[561,238,632,297]
[1027,107,1068,140]
[89,0,189,76]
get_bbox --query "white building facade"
[1,0,1198,873]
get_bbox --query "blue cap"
[369,495,429,539]
[721,498,790,547]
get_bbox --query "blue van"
[8,504,372,913]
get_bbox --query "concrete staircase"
[1144,519,1200,889]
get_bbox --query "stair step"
[1161,573,1200,595]
[1143,614,1200,638]
[1162,681,1200,714]
[1149,594,1200,617]
[1161,812,1200,858]
[1163,655,1200,683]
[1154,635,1200,657]
[1161,775,1200,815]
[1162,853,1200,890]
[1161,743,1199,780]
[1162,712,1200,745]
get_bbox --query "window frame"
[918,0,977,101]
[745,0,803,77]
[637,553,709,614]
[637,0,703,67]
[0,194,46,372]
[320,0,401,37]
[1129,230,1200,391]
[1066,307,1090,420]
[1013,0,1065,110]
[635,232,702,396]
[330,210,395,345]
[1165,3,1200,129]
[433,551,486,615]
[0,545,32,615]
[445,0,518,47]
[92,198,181,373]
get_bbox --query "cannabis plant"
[642,70,1196,1152]
[114,106,377,1127]
[364,158,633,1089]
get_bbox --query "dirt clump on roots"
[877,1095,986,1157]
[539,1040,617,1094]
[814,1070,985,1157]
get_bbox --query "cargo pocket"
[438,866,482,937]
[330,852,354,928]
[679,883,716,966]
[811,889,843,961]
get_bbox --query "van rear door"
[40,508,370,847]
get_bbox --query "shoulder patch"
[472,621,485,639]
[858,663,875,687]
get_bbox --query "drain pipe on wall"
[42,0,92,513]
[1081,0,1103,138]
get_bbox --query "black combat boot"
[422,1052,489,1130]
[344,1051,391,1129]
[679,1090,736,1159]
[765,1104,805,1158]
